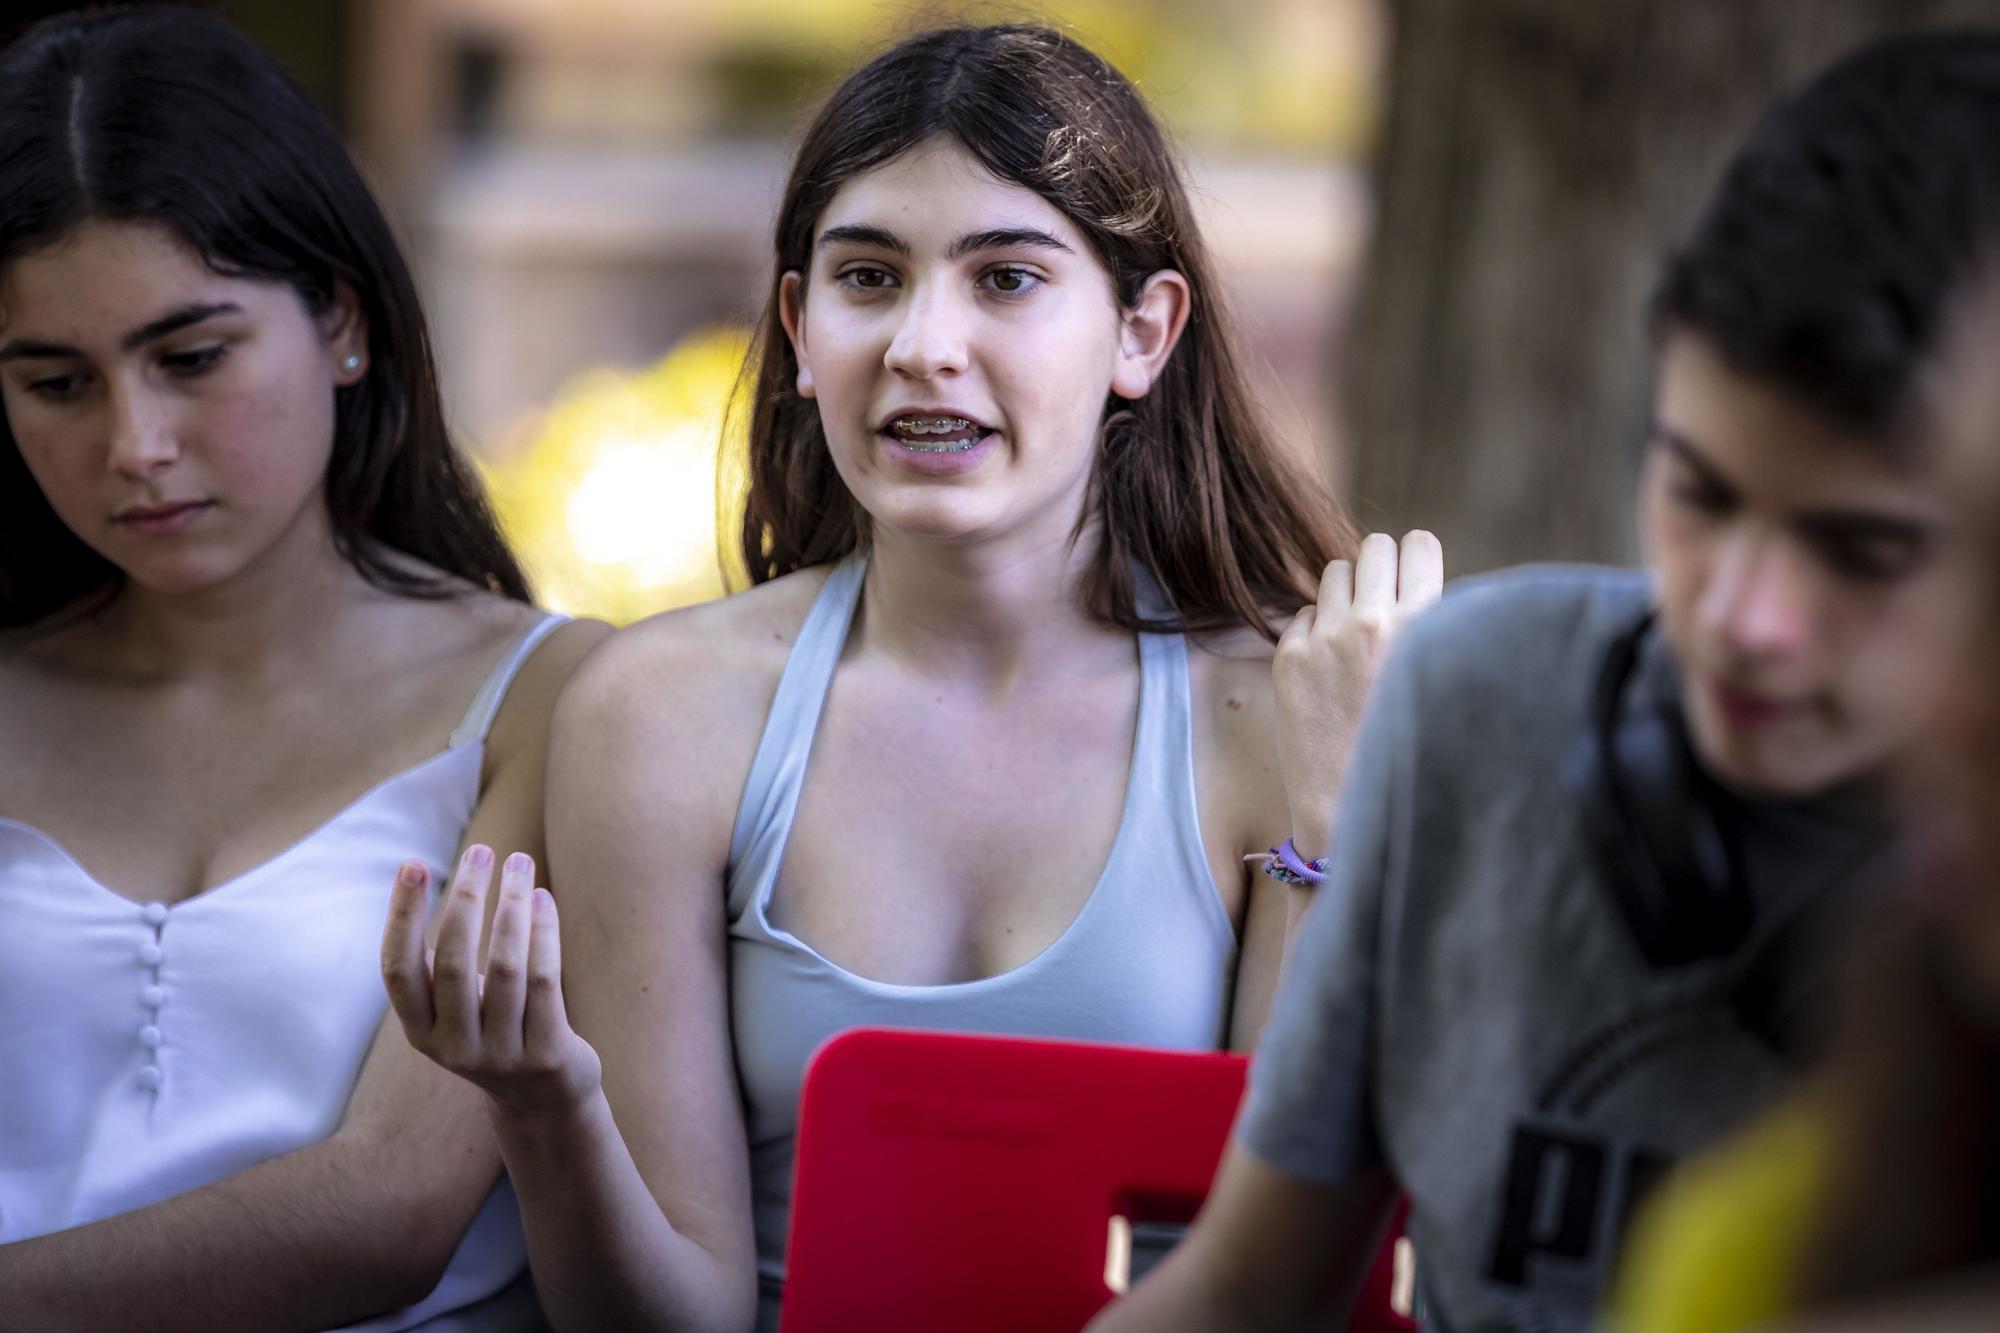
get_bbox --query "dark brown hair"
[1652,31,2000,449]
[737,23,1352,636]
[0,6,528,626]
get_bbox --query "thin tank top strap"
[1128,564,1200,868]
[1129,562,1197,810]
[726,552,869,874]
[449,612,570,748]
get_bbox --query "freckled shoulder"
[1185,626,1288,842]
[1187,624,1280,733]
[551,566,839,761]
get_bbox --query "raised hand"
[1273,530,1445,861]
[381,844,602,1117]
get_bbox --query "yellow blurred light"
[485,326,752,624]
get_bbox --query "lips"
[1706,680,1799,729]
[113,500,213,532]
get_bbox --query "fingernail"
[505,852,532,876]
[466,844,492,870]
[397,861,425,889]
[532,887,553,913]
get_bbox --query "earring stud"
[340,354,362,373]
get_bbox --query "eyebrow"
[1654,427,1737,495]
[0,300,243,363]
[1654,424,1938,542]
[815,224,1075,261]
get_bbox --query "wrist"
[486,1083,608,1153]
[1286,815,1333,867]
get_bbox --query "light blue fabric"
[724,551,1237,1326]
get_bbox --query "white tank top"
[0,613,565,1331]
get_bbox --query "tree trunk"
[1343,0,2000,573]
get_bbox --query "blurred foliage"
[716,1,1372,153]
[485,327,753,623]
[480,0,1373,155]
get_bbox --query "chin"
[118,555,252,598]
[1687,707,1871,800]
[864,492,1016,546]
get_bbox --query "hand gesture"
[381,844,602,1118]
[1273,531,1445,861]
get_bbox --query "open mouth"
[884,414,990,453]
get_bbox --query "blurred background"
[8,0,2000,618]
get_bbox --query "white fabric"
[0,612,564,1330]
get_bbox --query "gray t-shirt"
[1237,565,1883,1333]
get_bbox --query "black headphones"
[1570,611,1753,969]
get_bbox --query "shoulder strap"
[724,552,868,876]
[449,613,570,748]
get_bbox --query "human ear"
[1110,269,1192,400]
[322,281,370,385]
[779,270,815,399]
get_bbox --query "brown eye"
[24,370,87,401]
[1819,534,1925,583]
[161,344,227,376]
[980,266,1041,295]
[1669,480,1734,516]
[838,265,897,291]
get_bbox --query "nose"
[884,283,969,381]
[1698,530,1811,661]
[105,382,179,478]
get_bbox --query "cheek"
[1642,502,1712,630]
[996,319,1117,445]
[6,407,99,521]
[803,300,878,378]
[1830,584,1961,728]
[208,376,336,503]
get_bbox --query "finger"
[431,844,494,1050]
[522,888,572,1057]
[1397,529,1445,608]
[1352,532,1399,614]
[480,852,537,1059]
[1315,559,1353,617]
[380,860,435,1036]
[1277,603,1316,656]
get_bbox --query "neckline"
[0,741,482,912]
[750,555,1163,995]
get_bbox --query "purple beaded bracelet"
[1260,836,1328,887]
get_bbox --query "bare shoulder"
[1186,625,1288,848]
[1187,624,1281,750]
[557,566,834,743]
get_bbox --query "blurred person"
[0,8,604,1330]
[383,23,1438,1333]
[1610,231,2000,1333]
[1091,30,2000,1333]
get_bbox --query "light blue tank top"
[725,551,1237,1323]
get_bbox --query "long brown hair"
[737,23,1353,637]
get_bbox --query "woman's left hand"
[1272,530,1444,863]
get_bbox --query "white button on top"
[139,985,166,1009]
[136,1065,163,1091]
[137,941,164,966]
[141,902,168,927]
[138,1025,163,1050]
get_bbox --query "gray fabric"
[726,552,1237,1330]
[1237,565,1883,1333]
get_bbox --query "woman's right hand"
[381,844,603,1119]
